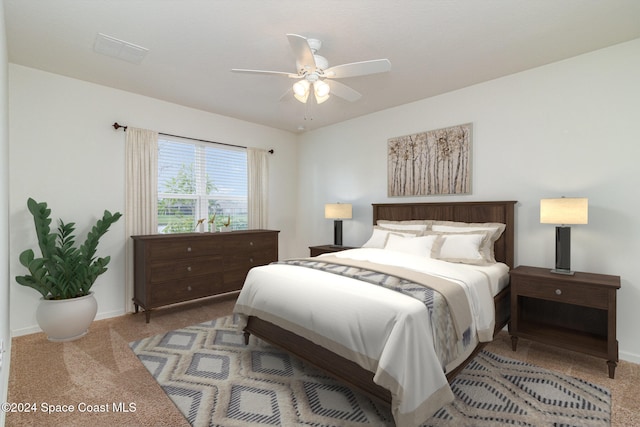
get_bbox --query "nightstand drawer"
[515,278,609,309]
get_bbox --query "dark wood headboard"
[372,201,516,268]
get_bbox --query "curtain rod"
[112,122,274,154]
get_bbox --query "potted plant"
[15,198,122,341]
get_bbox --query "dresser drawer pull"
[187,286,192,291]
[249,241,254,246]
[187,246,192,252]
[187,266,192,272]
[249,257,254,263]
[555,289,562,295]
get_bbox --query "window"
[157,136,248,233]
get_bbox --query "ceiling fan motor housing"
[297,38,328,74]
[297,55,328,75]
[313,55,329,72]
[307,38,322,52]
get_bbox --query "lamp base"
[550,268,575,275]
[554,226,572,273]
[333,220,343,246]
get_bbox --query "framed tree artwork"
[388,123,472,196]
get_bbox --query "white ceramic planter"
[36,292,98,342]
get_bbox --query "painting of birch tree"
[388,123,472,196]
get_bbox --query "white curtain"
[247,148,269,229]
[124,127,158,313]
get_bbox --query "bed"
[234,200,516,426]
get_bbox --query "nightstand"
[510,265,621,378]
[309,245,357,257]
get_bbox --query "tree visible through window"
[157,136,248,233]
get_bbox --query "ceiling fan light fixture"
[293,79,311,103]
[294,91,310,103]
[315,93,330,104]
[314,80,330,97]
[293,79,309,97]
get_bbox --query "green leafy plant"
[15,198,123,300]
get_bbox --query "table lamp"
[324,203,352,246]
[540,197,588,275]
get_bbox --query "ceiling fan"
[232,34,391,104]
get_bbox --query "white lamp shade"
[315,92,330,104]
[293,79,309,96]
[294,90,309,103]
[540,198,588,225]
[314,80,330,97]
[293,79,310,103]
[325,203,352,219]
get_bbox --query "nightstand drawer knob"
[187,266,192,272]
[555,289,562,295]
[187,246,192,252]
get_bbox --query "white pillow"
[431,232,490,265]
[384,233,437,257]
[431,221,505,263]
[376,220,430,232]
[362,226,421,249]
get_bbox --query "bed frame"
[243,200,516,405]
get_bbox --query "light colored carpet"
[7,295,640,426]
[130,314,611,427]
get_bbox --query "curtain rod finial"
[113,122,128,131]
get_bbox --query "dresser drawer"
[150,256,224,283]
[514,277,609,309]
[223,232,277,252]
[224,265,258,287]
[224,248,276,266]
[150,274,225,307]
[147,238,222,260]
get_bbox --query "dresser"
[509,265,620,378]
[132,230,279,322]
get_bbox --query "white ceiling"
[5,0,640,133]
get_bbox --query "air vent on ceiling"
[93,33,149,64]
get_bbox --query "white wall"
[297,38,640,362]
[8,65,298,335]
[0,0,11,423]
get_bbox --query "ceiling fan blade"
[232,68,299,78]
[286,33,316,73]
[324,59,391,79]
[327,80,361,102]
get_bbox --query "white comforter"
[234,248,503,426]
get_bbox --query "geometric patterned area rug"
[129,315,611,427]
